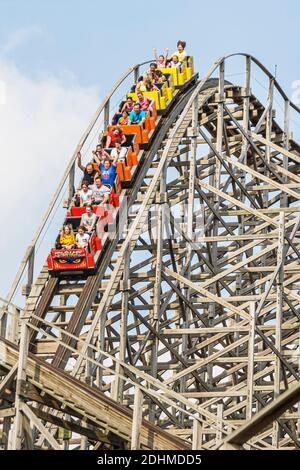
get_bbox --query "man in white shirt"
[110,139,127,162]
[80,205,97,233]
[90,177,111,206]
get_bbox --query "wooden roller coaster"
[1,53,300,450]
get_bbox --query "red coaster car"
[47,225,103,276]
[47,241,101,275]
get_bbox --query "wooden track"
[30,80,199,370]
[0,338,189,450]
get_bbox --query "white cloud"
[0,58,101,299]
[0,80,6,104]
[0,26,47,56]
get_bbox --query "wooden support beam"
[20,403,61,450]
[218,382,300,449]
[131,388,143,450]
[192,420,202,450]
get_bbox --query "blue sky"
[1,0,299,91]
[0,0,299,299]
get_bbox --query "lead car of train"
[47,56,197,276]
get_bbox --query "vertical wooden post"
[240,56,251,165]
[68,162,75,207]
[1,417,12,450]
[134,66,140,84]
[26,246,35,296]
[181,95,198,405]
[284,99,290,154]
[11,315,30,449]
[178,147,188,422]
[149,164,167,422]
[9,306,20,344]
[113,246,130,402]
[261,75,274,293]
[245,302,256,450]
[0,309,7,340]
[208,62,224,381]
[235,56,251,375]
[281,99,290,207]
[23,412,34,449]
[104,100,110,129]
[298,331,300,441]
[216,404,223,445]
[192,419,202,450]
[272,212,285,447]
[247,302,255,421]
[263,77,274,215]
[187,95,198,240]
[265,78,274,165]
[85,345,93,387]
[216,60,224,177]
[259,77,275,394]
[131,387,143,450]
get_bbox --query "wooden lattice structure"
[1,54,300,450]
